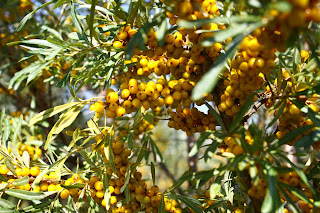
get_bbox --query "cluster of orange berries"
[166,0,227,61]
[92,133,183,212]
[0,143,42,161]
[247,179,267,199]
[220,133,253,155]
[276,99,318,146]
[90,78,194,116]
[17,143,42,160]
[0,164,60,192]
[219,30,276,117]
[248,172,317,213]
[133,119,157,138]
[168,0,220,22]
[111,24,137,49]
[88,1,226,138]
[168,107,216,136]
[298,199,319,213]
[258,0,320,51]
[0,86,15,95]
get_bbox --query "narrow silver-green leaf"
[5,189,55,200]
[151,162,156,186]
[12,176,30,187]
[0,199,15,209]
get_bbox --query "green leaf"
[0,199,15,209]
[202,23,249,46]
[22,151,30,169]
[157,18,167,46]
[261,165,282,213]
[204,102,225,130]
[266,100,286,129]
[12,176,30,187]
[2,117,10,143]
[158,194,165,213]
[268,125,314,150]
[151,162,156,185]
[124,184,130,204]
[131,136,149,171]
[291,98,320,127]
[4,159,16,176]
[45,103,84,149]
[127,0,142,26]
[120,166,131,193]
[7,39,59,49]
[294,129,320,148]
[5,189,55,200]
[104,131,115,172]
[307,161,320,179]
[103,173,111,210]
[142,111,154,125]
[127,131,134,149]
[209,180,221,200]
[58,53,87,88]
[165,170,193,193]
[52,0,71,9]
[229,93,254,133]
[168,194,202,213]
[269,1,292,12]
[70,1,89,45]
[89,0,97,42]
[149,137,164,162]
[189,132,211,157]
[278,186,301,213]
[12,115,22,144]
[191,33,244,101]
[0,175,6,183]
[8,142,24,168]
[16,1,55,32]
[9,61,53,90]
[276,153,316,195]
[78,150,95,168]
[293,84,320,97]
[279,182,314,205]
[0,208,15,213]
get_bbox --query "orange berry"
[113,41,123,48]
[94,181,103,191]
[107,92,119,103]
[116,106,126,117]
[60,189,70,199]
[30,166,40,177]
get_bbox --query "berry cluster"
[168,107,216,136]
[276,99,318,145]
[248,172,316,213]
[92,133,183,212]
[220,133,254,155]
[259,1,320,51]
[219,30,276,117]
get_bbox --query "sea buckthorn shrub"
[0,0,320,212]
